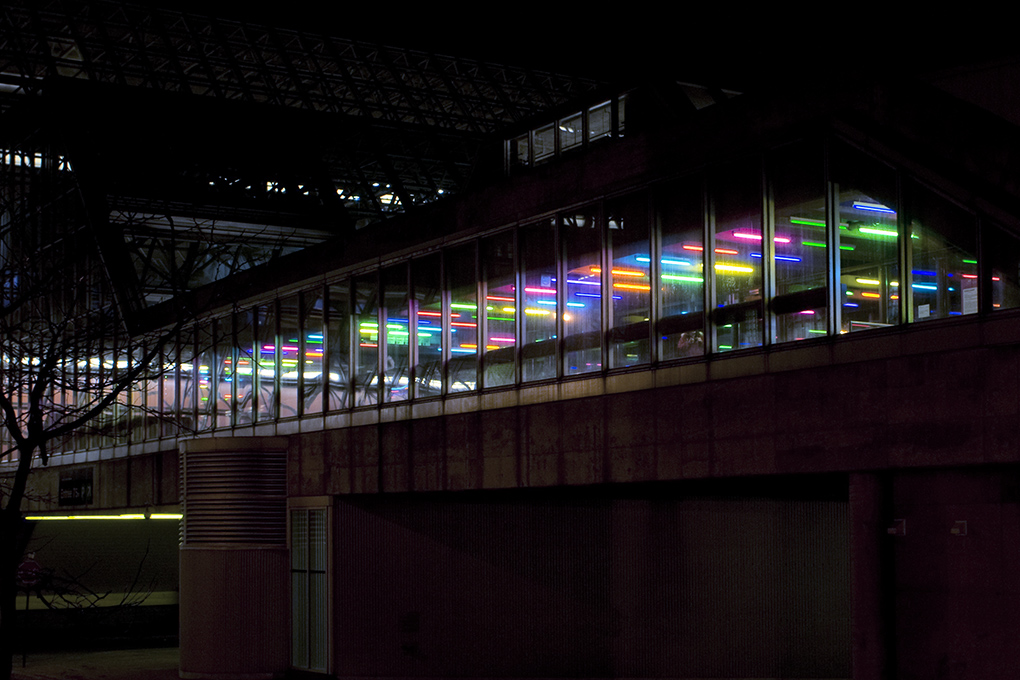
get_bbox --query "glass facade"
[20,135,1020,456]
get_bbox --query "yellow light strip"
[26,513,183,521]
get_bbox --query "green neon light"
[859,227,897,237]
[808,329,827,334]
[718,345,733,350]
[802,241,826,248]
[451,303,476,309]
[790,218,825,227]
[962,259,977,264]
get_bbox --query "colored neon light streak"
[799,310,815,315]
[489,337,515,343]
[856,278,881,285]
[27,514,184,521]
[718,345,733,350]
[853,201,895,214]
[450,348,474,353]
[802,241,826,247]
[733,232,762,240]
[774,236,791,243]
[808,329,827,334]
[502,307,515,313]
[360,322,378,328]
[567,279,600,286]
[962,259,978,264]
[714,264,754,273]
[858,227,898,237]
[451,322,477,328]
[662,274,704,283]
[359,329,376,335]
[891,295,900,300]
[535,299,556,305]
[417,310,442,317]
[912,283,938,291]
[613,283,651,291]
[488,316,514,322]
[566,302,585,307]
[791,217,826,227]
[305,352,323,357]
[682,244,703,252]
[307,334,323,340]
[524,308,550,315]
[487,295,514,302]
[994,277,1001,281]
[715,248,739,255]
[860,292,881,298]
[912,270,938,277]
[524,286,556,294]
[589,267,644,277]
[844,302,859,307]
[636,256,694,266]
[360,343,378,348]
[451,303,476,310]
[961,274,977,279]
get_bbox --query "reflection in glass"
[658,179,705,360]
[353,275,378,406]
[905,182,977,321]
[771,142,828,342]
[482,233,516,387]
[447,243,478,393]
[608,194,650,367]
[324,283,348,411]
[560,112,583,151]
[234,310,254,425]
[834,143,899,332]
[987,225,1020,311]
[279,295,301,419]
[563,209,602,375]
[713,162,763,351]
[214,318,233,429]
[522,220,557,381]
[382,264,410,403]
[255,303,277,423]
[413,255,443,398]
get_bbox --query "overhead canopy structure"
[0,0,612,321]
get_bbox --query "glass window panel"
[279,295,301,419]
[559,112,583,151]
[413,255,443,399]
[255,303,277,423]
[382,264,410,403]
[195,322,216,431]
[447,243,478,393]
[325,283,349,411]
[522,220,558,381]
[987,225,1020,311]
[771,141,828,342]
[608,194,651,368]
[482,233,516,388]
[713,162,764,352]
[161,337,181,437]
[511,134,529,168]
[834,142,900,332]
[214,318,233,429]
[234,310,255,425]
[658,178,706,360]
[589,100,612,141]
[563,208,602,374]
[534,124,555,162]
[179,330,197,434]
[905,182,977,321]
[301,289,325,415]
[353,275,379,406]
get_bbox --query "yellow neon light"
[27,513,184,521]
[714,264,754,273]
[613,283,651,291]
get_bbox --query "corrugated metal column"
[179,437,289,680]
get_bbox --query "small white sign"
[917,304,930,319]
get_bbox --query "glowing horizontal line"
[790,217,826,227]
[715,264,754,273]
[662,274,703,282]
[613,283,651,291]
[451,303,476,309]
[853,201,896,214]
[417,310,442,317]
[858,227,898,237]
[487,295,514,302]
[489,337,515,343]
[524,287,556,294]
[856,278,881,285]
[860,292,881,298]
[714,248,739,255]
[27,514,183,521]
[451,322,477,327]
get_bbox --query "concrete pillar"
[849,472,893,680]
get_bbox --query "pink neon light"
[524,287,557,294]
[489,337,515,343]
[732,232,762,240]
[487,295,514,301]
[799,310,815,315]
[961,274,977,279]
[774,236,791,243]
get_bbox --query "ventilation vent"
[182,447,287,546]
